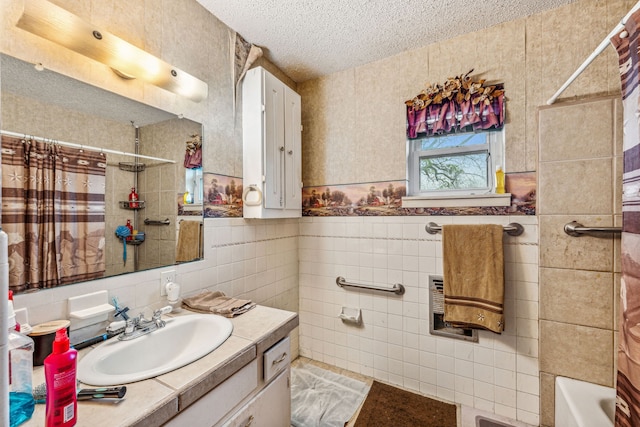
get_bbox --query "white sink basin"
[77,314,233,386]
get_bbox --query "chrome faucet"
[118,306,172,341]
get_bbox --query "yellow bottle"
[495,166,505,194]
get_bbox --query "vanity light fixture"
[16,0,208,102]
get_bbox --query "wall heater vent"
[429,275,478,342]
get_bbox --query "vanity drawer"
[263,336,290,382]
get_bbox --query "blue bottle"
[8,296,35,427]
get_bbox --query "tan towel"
[442,224,505,333]
[176,220,201,262]
[182,290,256,317]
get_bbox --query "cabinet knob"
[279,146,285,152]
[288,150,293,155]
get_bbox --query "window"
[407,128,504,196]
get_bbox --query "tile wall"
[298,215,540,425]
[537,96,622,426]
[12,218,300,357]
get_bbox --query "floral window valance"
[405,70,505,139]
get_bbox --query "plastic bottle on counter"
[44,328,78,427]
[495,165,505,194]
[8,290,20,331]
[8,294,35,427]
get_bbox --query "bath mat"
[353,381,456,427]
[291,363,370,427]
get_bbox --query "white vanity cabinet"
[220,336,291,426]
[242,66,302,218]
[165,336,292,427]
[222,368,290,427]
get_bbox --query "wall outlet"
[160,270,177,296]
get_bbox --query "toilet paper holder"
[339,307,362,325]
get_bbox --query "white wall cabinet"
[242,66,302,218]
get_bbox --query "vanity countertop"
[22,305,299,427]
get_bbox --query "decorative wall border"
[200,171,536,218]
[202,172,243,218]
[302,172,535,217]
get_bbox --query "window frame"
[407,128,505,197]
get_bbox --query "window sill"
[182,204,203,211]
[401,193,511,208]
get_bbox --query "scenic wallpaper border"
[203,172,243,218]
[199,171,536,218]
[303,172,535,216]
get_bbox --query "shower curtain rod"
[0,130,176,164]
[547,0,640,105]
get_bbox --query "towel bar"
[144,218,170,226]
[336,276,405,295]
[425,222,524,236]
[564,221,622,237]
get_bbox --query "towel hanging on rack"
[442,224,505,333]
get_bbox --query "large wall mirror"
[1,53,204,293]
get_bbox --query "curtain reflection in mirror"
[1,135,106,293]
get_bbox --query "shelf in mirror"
[119,201,145,210]
[119,162,146,172]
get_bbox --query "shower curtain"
[612,11,640,427]
[1,135,106,292]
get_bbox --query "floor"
[291,356,374,426]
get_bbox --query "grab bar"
[144,218,171,226]
[425,222,524,236]
[564,221,622,237]
[336,276,405,295]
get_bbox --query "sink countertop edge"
[231,305,299,353]
[255,314,299,355]
[129,396,179,427]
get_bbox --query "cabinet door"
[283,88,301,211]
[222,368,291,427]
[263,71,285,209]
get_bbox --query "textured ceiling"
[197,0,578,82]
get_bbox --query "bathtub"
[555,376,615,427]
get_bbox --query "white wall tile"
[516,391,539,415]
[456,359,475,379]
[297,215,539,420]
[495,367,517,389]
[437,354,455,373]
[456,375,475,395]
[516,373,540,395]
